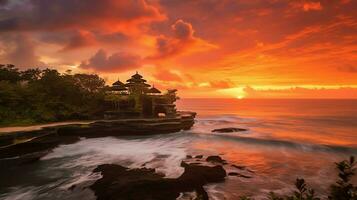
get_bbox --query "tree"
[239,157,357,200]
[73,73,105,92]
[0,64,21,83]
[0,65,108,125]
[21,68,42,81]
[329,156,357,200]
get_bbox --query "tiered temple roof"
[125,72,150,88]
[111,80,127,91]
[147,86,161,94]
[106,71,178,118]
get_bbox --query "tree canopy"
[0,64,107,126]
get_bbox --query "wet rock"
[232,164,246,170]
[90,162,226,200]
[195,155,203,159]
[68,184,76,191]
[181,161,189,167]
[240,174,252,178]
[228,172,252,178]
[0,151,50,169]
[228,172,239,176]
[0,134,80,160]
[206,155,227,164]
[56,118,196,137]
[179,161,226,184]
[231,164,255,173]
[228,171,252,178]
[212,127,248,133]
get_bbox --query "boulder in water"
[90,161,226,200]
[206,155,227,164]
[228,172,252,178]
[212,127,248,133]
[195,155,203,159]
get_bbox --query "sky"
[0,0,356,98]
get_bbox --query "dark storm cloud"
[0,0,164,32]
[0,34,44,67]
[38,31,131,50]
[151,19,198,58]
[79,49,142,73]
[61,31,95,51]
[0,0,8,6]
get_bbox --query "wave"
[41,133,191,178]
[197,114,256,123]
[206,132,357,154]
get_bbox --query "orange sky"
[0,0,356,98]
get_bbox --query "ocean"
[1,99,357,199]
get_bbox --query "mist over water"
[1,99,357,199]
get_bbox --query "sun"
[236,94,245,99]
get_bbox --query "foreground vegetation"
[240,156,357,200]
[0,64,107,126]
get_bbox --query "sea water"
[1,99,357,199]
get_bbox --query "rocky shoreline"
[0,112,196,161]
[0,111,263,200]
[90,160,226,200]
[86,155,252,200]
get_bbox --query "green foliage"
[0,64,21,83]
[329,156,357,200]
[239,156,356,200]
[281,178,320,200]
[0,65,107,126]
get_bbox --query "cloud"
[243,86,357,99]
[209,80,235,89]
[79,49,142,73]
[338,65,357,73]
[288,1,323,13]
[0,34,44,67]
[150,19,217,59]
[171,19,194,40]
[0,0,8,6]
[340,0,351,4]
[153,69,182,82]
[38,30,131,50]
[60,31,96,51]
[0,0,165,32]
[152,20,195,58]
[0,0,356,98]
[302,2,323,11]
[95,32,130,44]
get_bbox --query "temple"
[104,72,180,119]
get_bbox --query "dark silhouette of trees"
[329,156,357,200]
[0,64,21,83]
[240,156,357,200]
[0,65,106,125]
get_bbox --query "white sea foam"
[0,187,36,200]
[42,134,190,178]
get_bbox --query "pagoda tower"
[111,79,127,93]
[125,72,151,95]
